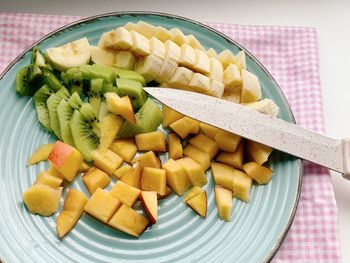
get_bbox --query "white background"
[2,0,350,261]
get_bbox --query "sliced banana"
[90,46,116,67]
[241,70,261,103]
[124,22,139,32]
[99,28,133,51]
[179,43,196,68]
[243,98,279,117]
[223,87,241,103]
[115,51,136,69]
[218,49,235,69]
[168,67,193,89]
[209,58,223,83]
[154,26,172,42]
[234,50,246,70]
[150,37,166,59]
[154,58,178,84]
[209,79,225,98]
[46,37,91,71]
[170,28,188,46]
[187,34,204,50]
[188,73,211,94]
[164,40,181,63]
[130,30,151,56]
[137,21,157,39]
[206,48,218,58]
[193,49,210,75]
[223,63,241,91]
[134,54,163,83]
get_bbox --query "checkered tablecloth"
[0,12,340,262]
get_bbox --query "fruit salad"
[18,20,278,238]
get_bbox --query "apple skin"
[48,141,73,167]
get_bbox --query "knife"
[144,87,350,179]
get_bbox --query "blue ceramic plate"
[0,12,302,263]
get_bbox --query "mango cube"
[214,186,232,221]
[215,130,242,153]
[183,144,211,171]
[189,133,219,159]
[216,142,244,169]
[162,158,191,196]
[84,188,121,223]
[113,164,132,179]
[210,162,234,191]
[242,162,273,184]
[232,169,253,202]
[99,113,123,152]
[105,93,136,124]
[135,131,166,152]
[108,204,149,237]
[183,186,204,202]
[110,180,141,207]
[48,141,83,182]
[27,143,54,165]
[141,167,166,195]
[168,133,183,160]
[91,149,123,175]
[83,167,111,195]
[185,191,207,218]
[170,117,192,139]
[162,105,184,128]
[110,138,137,163]
[200,123,219,140]
[56,189,88,238]
[34,171,63,189]
[177,157,207,187]
[120,162,141,189]
[131,151,160,168]
[184,117,200,134]
[247,140,273,165]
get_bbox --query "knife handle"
[342,138,350,179]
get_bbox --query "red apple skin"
[48,141,73,167]
[140,192,157,224]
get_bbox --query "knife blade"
[144,87,350,179]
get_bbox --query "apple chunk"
[82,167,111,195]
[214,186,232,222]
[27,143,54,165]
[105,92,136,124]
[56,189,88,238]
[242,162,273,184]
[185,191,207,218]
[108,204,149,237]
[110,180,141,207]
[135,131,166,152]
[140,191,158,224]
[162,158,191,196]
[48,141,83,182]
[22,184,62,216]
[141,167,167,195]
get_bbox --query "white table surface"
[2,0,350,261]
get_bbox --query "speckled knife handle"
[341,139,350,179]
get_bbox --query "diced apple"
[113,164,132,179]
[34,171,63,189]
[240,70,261,103]
[131,151,160,168]
[168,133,183,160]
[130,30,151,56]
[200,123,219,140]
[120,162,141,189]
[135,131,166,152]
[83,167,111,195]
[27,143,54,165]
[170,28,188,46]
[183,145,211,171]
[177,157,207,187]
[189,133,219,160]
[22,184,62,216]
[162,105,184,128]
[162,158,191,196]
[183,186,204,202]
[215,130,242,153]
[110,138,137,163]
[216,141,244,169]
[110,180,141,207]
[242,162,273,184]
[99,113,123,152]
[115,51,136,69]
[157,186,173,199]
[232,169,252,202]
[169,117,192,139]
[223,63,241,90]
[108,204,149,237]
[141,167,166,195]
[185,191,207,218]
[210,162,234,191]
[214,186,232,222]
[48,141,83,182]
[105,93,136,124]
[246,140,273,165]
[140,191,158,224]
[91,149,123,175]
[84,188,121,223]
[56,189,88,238]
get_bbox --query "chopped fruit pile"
[19,20,279,239]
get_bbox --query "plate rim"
[0,11,303,263]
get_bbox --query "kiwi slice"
[33,85,54,131]
[79,64,116,82]
[42,68,64,92]
[31,47,52,70]
[47,87,70,139]
[102,80,120,94]
[65,68,84,96]
[118,98,163,138]
[114,68,146,86]
[68,92,84,110]
[57,99,75,146]
[15,64,36,96]
[88,78,103,115]
[116,78,147,110]
[70,102,100,161]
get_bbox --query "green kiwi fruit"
[31,47,52,70]
[57,99,75,146]
[15,64,36,96]
[88,78,103,115]
[68,92,84,110]
[70,102,100,161]
[79,64,116,82]
[47,87,70,139]
[33,85,54,131]
[41,68,64,92]
[65,68,84,96]
[115,78,147,110]
[114,67,146,86]
[117,98,162,138]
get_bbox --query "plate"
[0,12,302,263]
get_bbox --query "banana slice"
[46,37,91,71]
[179,43,196,68]
[206,48,217,58]
[188,73,211,94]
[134,54,163,83]
[164,40,181,63]
[234,50,246,70]
[115,51,136,69]
[90,46,116,67]
[154,26,172,42]
[223,63,241,91]
[193,49,210,75]
[218,49,235,69]
[208,79,225,98]
[99,28,133,51]
[243,99,279,117]
[137,21,157,39]
[150,37,166,59]
[223,87,241,103]
[168,67,193,89]
[187,34,204,50]
[154,58,178,83]
[170,28,188,46]
[241,70,261,103]
[130,30,151,56]
[124,22,139,32]
[209,58,223,83]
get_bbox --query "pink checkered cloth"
[0,13,340,262]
